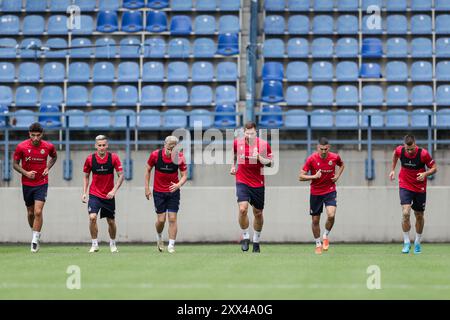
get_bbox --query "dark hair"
[29,122,43,133]
[244,121,257,130]
[404,134,415,146]
[318,137,329,145]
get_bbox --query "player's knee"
[168,216,177,224]
[107,218,115,226]
[34,209,43,217]
[253,210,263,218]
[416,213,424,222]
[89,215,97,223]
[239,206,248,216]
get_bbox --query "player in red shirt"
[144,136,188,254]
[13,122,57,253]
[389,134,437,254]
[299,137,345,255]
[82,135,124,253]
[230,122,273,253]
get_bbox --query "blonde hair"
[95,135,107,142]
[164,136,179,145]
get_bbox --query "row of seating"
[0,61,238,83]
[0,0,241,12]
[262,84,450,106]
[263,37,450,58]
[0,84,238,106]
[264,14,450,35]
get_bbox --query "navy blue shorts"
[310,191,337,216]
[88,194,116,219]
[153,190,180,214]
[236,183,265,210]
[22,184,48,207]
[400,188,426,212]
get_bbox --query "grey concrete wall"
[1,186,449,243]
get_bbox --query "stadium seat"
[138,109,161,128]
[2,0,22,11]
[337,0,358,11]
[93,62,115,82]
[0,62,15,82]
[190,85,213,106]
[170,15,192,35]
[115,85,138,106]
[0,38,17,58]
[66,86,89,107]
[311,109,333,128]
[22,15,45,35]
[314,0,334,11]
[190,109,213,128]
[18,62,40,83]
[48,0,71,11]
[286,85,308,106]
[91,86,113,106]
[214,104,236,128]
[118,61,140,82]
[411,109,432,128]
[287,15,309,35]
[411,85,433,106]
[97,11,119,33]
[114,109,137,128]
[410,0,432,11]
[143,38,166,58]
[362,108,383,128]
[191,61,214,82]
[43,62,65,83]
[386,109,409,128]
[0,15,20,34]
[288,0,310,11]
[386,15,407,34]
[362,16,382,35]
[311,86,333,106]
[411,15,432,34]
[88,109,111,128]
[336,61,358,81]
[196,0,217,11]
[410,61,432,81]
[68,62,90,82]
[119,37,141,58]
[216,33,239,55]
[73,0,96,11]
[360,63,381,78]
[71,15,93,35]
[146,11,168,33]
[165,85,188,106]
[284,109,308,128]
[0,86,13,105]
[99,0,121,11]
[259,104,283,128]
[262,62,284,82]
[312,15,333,34]
[39,104,61,128]
[217,62,238,81]
[44,38,67,58]
[121,11,143,32]
[47,15,68,35]
[163,109,187,128]
[362,85,383,106]
[263,38,285,58]
[335,38,358,57]
[15,86,38,106]
[219,15,239,34]
[436,108,450,127]
[386,85,408,106]
[140,85,163,106]
[0,105,8,127]
[70,38,93,58]
[286,61,308,81]
[218,0,240,10]
[385,0,407,11]
[335,109,358,128]
[95,37,118,58]
[171,0,192,10]
[194,15,216,35]
[14,110,36,128]
[123,0,145,9]
[436,15,450,34]
[19,38,42,58]
[311,37,333,58]
[264,15,285,34]
[216,85,237,104]
[385,61,408,81]
[265,0,285,11]
[437,85,450,106]
[336,85,358,106]
[386,38,408,57]
[311,61,333,81]
[147,0,169,9]
[437,61,450,81]
[168,38,191,58]
[193,38,216,57]
[436,0,450,11]
[167,61,189,82]
[65,109,85,128]
[287,38,308,58]
[337,15,358,34]
[436,38,450,57]
[411,38,432,57]
[361,38,383,58]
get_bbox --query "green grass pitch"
[1,244,449,299]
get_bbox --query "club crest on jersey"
[28,149,31,153]
[328,161,333,166]
[40,149,45,154]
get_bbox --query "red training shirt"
[302,152,343,196]
[147,149,187,193]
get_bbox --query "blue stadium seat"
[39,104,61,128]
[23,15,45,35]
[286,61,308,81]
[99,0,121,11]
[386,37,408,57]
[165,85,188,106]
[44,38,67,58]
[411,15,432,34]
[216,33,239,55]
[264,15,285,34]
[362,16,382,35]
[259,104,283,128]
[335,109,358,128]
[287,38,308,58]
[93,62,115,82]
[311,86,333,106]
[71,15,94,35]
[337,0,358,11]
[436,15,450,34]
[286,85,308,106]
[68,62,90,82]
[410,61,432,81]
[147,0,169,9]
[410,0,432,11]
[437,61,450,81]
[311,61,333,81]
[114,109,137,128]
[0,38,17,58]
[194,15,216,35]
[19,38,42,58]
[190,109,213,128]
[0,86,13,105]
[0,62,15,82]
[2,0,22,11]
[141,85,163,106]
[386,108,408,128]
[386,85,408,106]
[191,61,214,82]
[0,105,8,127]
[115,85,138,106]
[284,109,308,128]
[336,85,358,106]
[362,0,382,8]
[335,38,358,57]
[385,61,408,81]
[311,37,333,57]
[193,38,216,57]
[196,0,217,11]
[217,62,238,81]
[190,85,213,106]
[437,85,450,106]
[362,109,383,128]
[218,0,240,11]
[65,109,85,128]
[386,15,407,34]
[170,15,192,35]
[411,109,432,128]
[88,109,111,128]
[47,15,68,34]
[436,38,450,58]
[361,38,383,58]
[314,0,334,11]
[262,62,284,82]
[146,10,168,33]
[121,11,143,32]
[15,86,38,106]
[119,37,141,58]
[360,63,381,78]
[337,15,358,34]
[18,62,40,83]
[216,85,237,104]
[167,61,189,82]
[168,38,191,57]
[336,61,358,81]
[265,0,285,11]
[385,0,407,11]
[91,86,113,106]
[312,15,333,34]
[437,108,450,127]
[118,61,140,82]
[95,37,118,58]
[138,109,161,128]
[48,0,71,11]
[0,15,20,34]
[219,15,239,34]
[73,0,96,11]
[263,38,285,58]
[362,85,383,106]
[66,86,88,107]
[70,38,93,58]
[311,109,333,128]
[96,11,119,33]
[171,0,192,10]
[411,38,432,57]
[214,104,236,127]
[436,0,450,11]
[411,85,433,106]
[14,110,36,128]
[123,0,145,9]
[143,38,166,57]
[43,62,65,82]
[288,0,310,11]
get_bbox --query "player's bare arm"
[417,163,437,181]
[144,164,153,199]
[169,170,187,193]
[331,163,345,183]
[257,153,273,167]
[230,151,237,175]
[106,171,124,199]
[82,172,90,203]
[299,169,322,181]
[43,153,57,177]
[13,159,36,180]
[389,150,399,181]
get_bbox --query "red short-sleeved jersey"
[302,152,344,196]
[147,149,187,193]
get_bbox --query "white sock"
[415,233,422,244]
[32,231,40,243]
[403,232,410,244]
[253,231,261,243]
[323,229,331,239]
[110,239,116,247]
[169,239,175,247]
[92,239,98,247]
[242,228,250,240]
[315,238,322,247]
[156,233,162,241]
